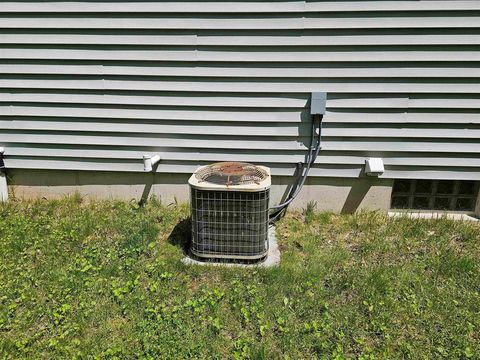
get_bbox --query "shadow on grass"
[167,217,192,254]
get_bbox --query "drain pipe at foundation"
[143,154,161,172]
[0,147,8,202]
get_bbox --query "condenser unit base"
[182,225,280,268]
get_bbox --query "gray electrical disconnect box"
[310,92,327,115]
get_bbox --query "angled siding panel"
[0,1,479,180]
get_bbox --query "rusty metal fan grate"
[195,161,268,186]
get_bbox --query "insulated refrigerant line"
[269,92,326,223]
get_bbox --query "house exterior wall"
[0,1,479,209]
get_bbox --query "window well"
[391,180,479,212]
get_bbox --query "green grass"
[0,196,479,359]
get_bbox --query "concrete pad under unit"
[388,211,479,222]
[181,226,280,268]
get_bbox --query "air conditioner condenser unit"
[188,162,271,261]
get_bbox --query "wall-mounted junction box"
[310,92,327,115]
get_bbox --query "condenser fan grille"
[195,161,268,186]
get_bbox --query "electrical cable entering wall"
[269,113,324,223]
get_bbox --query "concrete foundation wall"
[476,195,480,217]
[7,169,393,213]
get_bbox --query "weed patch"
[0,198,479,358]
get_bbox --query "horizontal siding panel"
[3,132,479,153]
[325,127,480,139]
[382,168,480,181]
[1,110,479,127]
[0,2,306,13]
[201,34,480,47]
[0,119,306,136]
[327,97,480,109]
[2,106,479,125]
[1,64,478,78]
[305,1,480,12]
[2,147,309,163]
[326,140,480,153]
[1,34,480,46]
[4,157,148,173]
[0,132,306,150]
[1,78,480,94]
[384,156,480,168]
[1,16,479,30]
[0,2,479,181]
[5,157,480,180]
[3,1,480,13]
[0,92,308,108]
[1,48,479,62]
[3,157,366,177]
[3,92,480,111]
[407,98,480,109]
[0,105,304,122]
[6,146,480,168]
[323,112,480,124]
[3,118,479,139]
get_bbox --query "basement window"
[391,180,479,212]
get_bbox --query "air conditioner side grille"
[191,188,270,260]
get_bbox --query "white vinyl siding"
[0,1,479,179]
